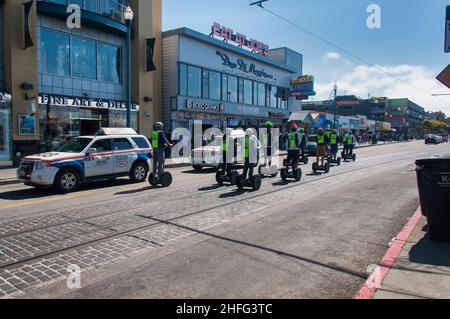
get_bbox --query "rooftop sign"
[211,22,269,56]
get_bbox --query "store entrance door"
[80,119,101,136]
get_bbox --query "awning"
[288,111,314,124]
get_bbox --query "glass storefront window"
[244,80,253,105]
[209,71,221,101]
[187,66,201,97]
[40,29,70,76]
[221,74,228,101]
[228,76,238,103]
[269,85,278,108]
[258,82,266,107]
[39,105,138,152]
[238,78,244,104]
[179,64,188,96]
[278,87,288,109]
[98,44,121,84]
[0,107,11,161]
[72,36,97,80]
[253,82,258,106]
[202,69,209,99]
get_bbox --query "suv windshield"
[57,138,93,153]
[308,135,317,143]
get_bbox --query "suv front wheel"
[54,168,81,193]
[130,162,148,183]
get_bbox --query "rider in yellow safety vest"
[242,128,260,180]
[152,122,172,179]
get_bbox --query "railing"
[39,0,129,24]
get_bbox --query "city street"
[0,141,447,299]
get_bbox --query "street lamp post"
[124,6,134,128]
[333,84,338,129]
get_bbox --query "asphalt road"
[0,141,448,299]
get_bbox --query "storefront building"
[162,27,303,134]
[2,0,162,166]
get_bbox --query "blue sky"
[163,0,450,113]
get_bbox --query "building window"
[278,87,288,109]
[98,44,121,84]
[40,29,70,76]
[209,71,221,101]
[269,85,277,108]
[257,82,266,107]
[202,69,209,99]
[238,78,244,103]
[72,36,97,80]
[228,75,238,103]
[244,79,253,105]
[179,64,188,96]
[222,74,228,101]
[187,65,201,97]
[253,82,258,106]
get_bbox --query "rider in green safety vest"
[345,130,355,156]
[219,127,234,177]
[286,123,301,172]
[316,128,328,167]
[329,129,340,160]
[151,122,172,179]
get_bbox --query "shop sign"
[211,22,269,56]
[176,111,225,121]
[237,105,260,116]
[38,94,139,111]
[336,100,362,106]
[290,75,316,99]
[186,99,225,112]
[268,111,285,118]
[216,51,274,79]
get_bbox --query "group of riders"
[151,121,357,190]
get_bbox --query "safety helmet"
[333,129,337,134]
[318,128,324,133]
[226,128,233,136]
[155,122,164,130]
[245,128,256,136]
[265,121,274,128]
[349,131,353,135]
[300,128,305,133]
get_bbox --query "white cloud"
[313,64,450,114]
[322,51,343,62]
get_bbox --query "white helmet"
[245,128,255,136]
[226,128,233,135]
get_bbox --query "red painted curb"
[354,207,423,299]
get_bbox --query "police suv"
[17,128,153,193]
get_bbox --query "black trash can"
[416,157,450,241]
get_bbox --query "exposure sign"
[446,6,450,52]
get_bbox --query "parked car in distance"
[191,129,246,171]
[17,128,153,193]
[439,134,449,143]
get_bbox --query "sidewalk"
[357,209,450,299]
[0,141,406,186]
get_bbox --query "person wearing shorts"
[316,128,328,166]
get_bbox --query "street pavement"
[0,141,448,299]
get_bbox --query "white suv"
[17,128,153,193]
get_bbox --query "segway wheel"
[324,163,330,174]
[294,168,302,182]
[303,156,309,165]
[148,173,158,187]
[337,158,342,166]
[216,171,224,185]
[160,173,173,188]
[251,175,262,191]
[230,171,239,186]
[258,166,263,176]
[312,163,318,173]
[353,154,357,162]
[236,175,245,190]
[280,168,288,182]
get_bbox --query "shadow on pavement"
[219,190,246,198]
[115,186,154,196]
[181,168,217,175]
[409,236,450,268]
[198,185,223,191]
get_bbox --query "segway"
[216,169,239,185]
[148,172,173,188]
[283,153,308,167]
[236,174,262,191]
[341,150,357,162]
[327,155,342,166]
[280,162,302,183]
[312,161,331,174]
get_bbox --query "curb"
[0,179,22,186]
[354,207,423,299]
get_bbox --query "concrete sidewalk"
[372,215,450,299]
